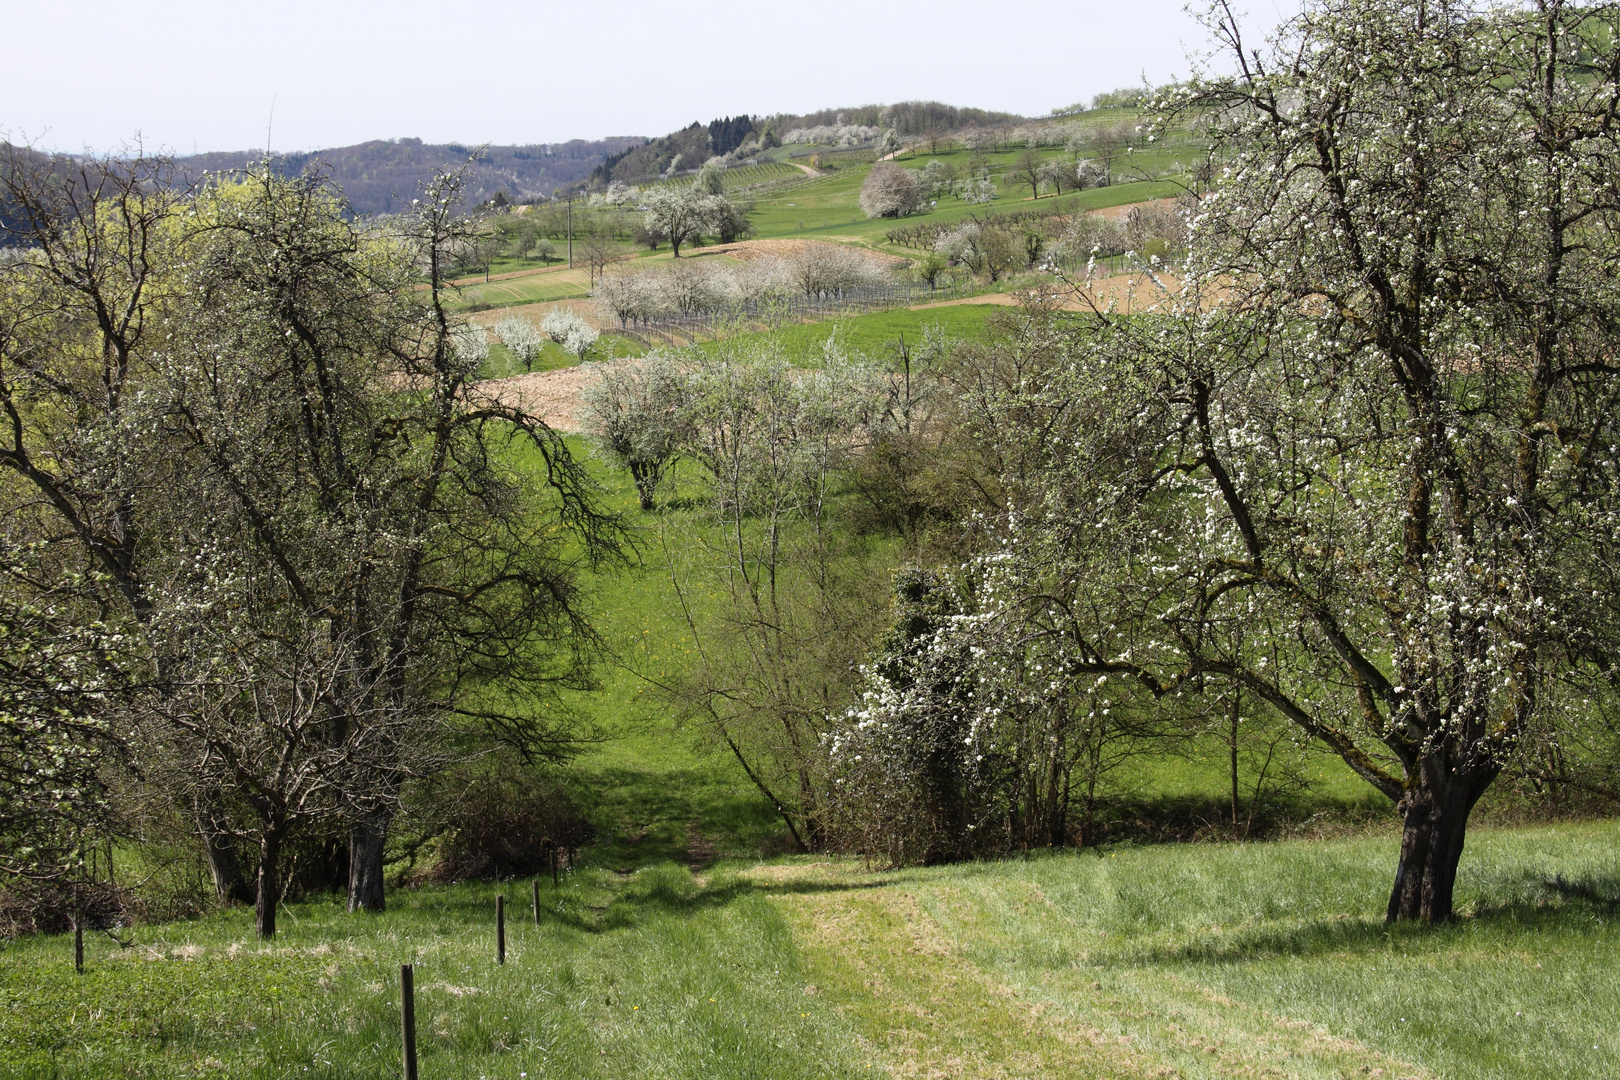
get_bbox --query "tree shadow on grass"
[1470,870,1620,919]
[568,764,786,872]
[488,861,904,937]
[745,878,892,897]
[1125,872,1620,967]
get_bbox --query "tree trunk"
[1229,695,1242,829]
[1045,735,1068,846]
[348,815,389,913]
[1385,765,1493,923]
[629,462,657,511]
[255,819,284,940]
[195,794,253,906]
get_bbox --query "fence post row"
[496,895,506,965]
[400,963,418,1080]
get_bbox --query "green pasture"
[475,335,639,380]
[681,303,1006,364]
[452,269,592,311]
[634,160,807,194]
[6,822,1614,1079]
[7,388,1617,1080]
[783,821,1620,1080]
[746,165,1188,248]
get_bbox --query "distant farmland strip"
[453,272,592,311]
[633,161,804,192]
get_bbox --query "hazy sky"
[4,1,1291,155]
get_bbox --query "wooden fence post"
[400,963,418,1080]
[532,877,541,925]
[496,895,506,965]
[73,916,83,975]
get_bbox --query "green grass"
[778,822,1620,1080]
[530,437,792,870]
[7,447,1613,1080]
[682,303,1007,364]
[748,172,1186,247]
[635,161,806,194]
[743,135,1201,248]
[453,271,592,311]
[7,823,1615,1078]
[11,290,1614,1077]
[476,335,642,380]
[0,866,870,1080]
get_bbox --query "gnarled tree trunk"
[195,794,252,906]
[1385,762,1496,923]
[628,461,658,511]
[348,815,389,913]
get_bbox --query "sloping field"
[4,823,1614,1079]
[454,266,593,309]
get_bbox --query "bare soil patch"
[470,360,625,432]
[912,272,1185,315]
[1089,197,1180,223]
[681,237,905,267]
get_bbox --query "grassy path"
[8,824,1613,1078]
[764,825,1620,1080]
[770,861,1429,1079]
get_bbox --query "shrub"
[828,569,982,866]
[1123,200,1189,256]
[634,222,667,250]
[420,767,593,883]
[1074,159,1109,189]
[1053,213,1127,265]
[450,323,488,369]
[782,242,888,297]
[541,308,599,361]
[492,315,544,370]
[0,879,131,939]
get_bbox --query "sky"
[3,0,1292,156]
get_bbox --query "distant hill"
[592,102,1027,186]
[180,136,645,216]
[10,99,1034,218]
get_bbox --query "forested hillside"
[178,136,644,214]
[592,101,1029,185]
[151,99,1032,211]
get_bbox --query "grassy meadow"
[9,114,1618,1080]
[6,822,1614,1079]
[446,110,1204,321]
[742,153,1187,247]
[5,393,1615,1080]
[451,266,593,311]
